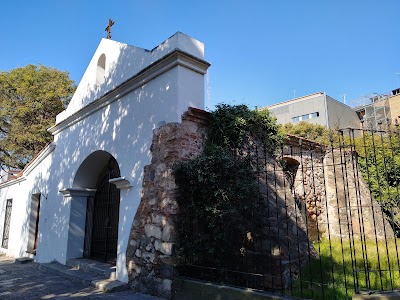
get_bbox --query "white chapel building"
[0,32,210,283]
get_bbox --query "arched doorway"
[73,151,121,264]
[87,158,120,263]
[281,157,300,191]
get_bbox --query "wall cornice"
[59,188,96,197]
[23,143,56,176]
[48,50,210,135]
[0,176,26,188]
[0,142,56,188]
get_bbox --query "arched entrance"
[73,151,121,264]
[281,157,300,191]
[86,158,120,263]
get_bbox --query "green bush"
[174,104,283,269]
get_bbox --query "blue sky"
[1,1,399,109]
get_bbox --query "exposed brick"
[126,108,207,299]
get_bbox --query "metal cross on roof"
[105,18,115,39]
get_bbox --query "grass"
[287,238,400,299]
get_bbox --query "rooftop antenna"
[341,93,347,104]
[105,18,115,39]
[293,90,296,99]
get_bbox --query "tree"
[0,64,75,169]
[354,130,400,232]
[280,121,332,145]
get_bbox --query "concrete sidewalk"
[0,256,162,300]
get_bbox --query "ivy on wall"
[174,104,283,268]
[207,104,283,154]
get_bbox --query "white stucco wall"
[268,93,361,130]
[268,93,327,126]
[57,32,205,123]
[0,146,54,258]
[326,95,361,129]
[0,32,209,283]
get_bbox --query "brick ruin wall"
[125,108,395,299]
[288,146,394,241]
[125,108,319,298]
[287,149,328,241]
[125,108,208,298]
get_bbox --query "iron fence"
[178,124,400,299]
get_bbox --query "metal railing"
[178,124,400,299]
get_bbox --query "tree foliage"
[280,121,332,145]
[207,105,283,153]
[354,130,400,231]
[0,64,75,169]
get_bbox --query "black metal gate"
[89,171,120,264]
[2,199,12,249]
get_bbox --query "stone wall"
[281,142,393,241]
[125,108,316,297]
[260,158,317,289]
[125,108,395,299]
[289,151,327,241]
[125,108,208,298]
[324,149,394,239]
[281,141,327,241]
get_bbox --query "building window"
[2,199,12,249]
[292,112,319,123]
[311,112,319,118]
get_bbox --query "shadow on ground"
[0,257,160,300]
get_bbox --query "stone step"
[15,257,34,264]
[66,258,116,279]
[38,261,128,292]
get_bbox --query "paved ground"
[0,256,162,300]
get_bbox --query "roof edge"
[49,49,210,135]
[266,92,325,110]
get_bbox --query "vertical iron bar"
[309,150,325,298]
[320,141,337,299]
[329,131,350,299]
[377,125,394,290]
[370,126,387,291]
[277,144,290,294]
[105,173,110,262]
[348,128,370,290]
[387,122,400,280]
[273,162,284,292]
[261,142,268,291]
[299,141,314,298]
[265,146,273,292]
[363,124,384,291]
[294,140,304,298]
[283,144,295,295]
[338,129,358,294]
